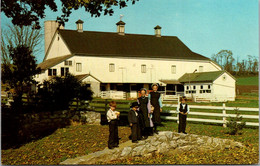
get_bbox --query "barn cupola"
[154,25,162,37]
[76,19,84,32]
[116,20,126,35]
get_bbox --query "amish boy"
[128,102,142,143]
[176,96,190,134]
[107,101,120,149]
[148,83,163,134]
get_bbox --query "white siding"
[67,56,221,84]
[212,73,236,101]
[45,33,71,60]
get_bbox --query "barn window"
[48,69,57,76]
[208,85,211,89]
[53,69,57,76]
[199,66,203,72]
[200,85,203,89]
[48,69,52,76]
[76,63,82,72]
[109,63,115,72]
[171,65,176,74]
[141,64,146,73]
[193,85,196,89]
[187,86,189,90]
[65,60,72,66]
[61,67,69,76]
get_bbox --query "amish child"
[128,102,142,143]
[106,101,120,149]
[176,97,190,134]
[148,83,163,134]
[137,88,153,138]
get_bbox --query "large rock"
[121,147,132,157]
[60,131,245,165]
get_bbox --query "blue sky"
[1,0,259,63]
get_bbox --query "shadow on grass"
[1,107,72,150]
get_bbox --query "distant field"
[236,76,259,85]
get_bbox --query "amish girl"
[148,83,163,134]
[137,88,154,138]
[176,96,190,134]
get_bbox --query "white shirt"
[106,109,119,122]
[176,103,190,114]
[135,110,138,116]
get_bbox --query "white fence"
[161,103,259,127]
[99,91,127,99]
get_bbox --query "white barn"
[35,19,236,101]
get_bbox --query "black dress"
[150,91,161,124]
[138,96,150,128]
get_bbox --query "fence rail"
[2,95,258,127]
[89,100,259,127]
[161,103,259,127]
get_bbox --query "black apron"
[150,91,161,124]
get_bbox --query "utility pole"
[189,69,197,101]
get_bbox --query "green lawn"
[236,76,259,85]
[1,122,258,165]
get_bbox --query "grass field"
[105,122,259,165]
[236,76,259,85]
[1,122,258,165]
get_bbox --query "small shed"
[179,70,236,102]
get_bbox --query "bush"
[226,109,246,135]
[36,74,93,111]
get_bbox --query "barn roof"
[178,71,228,83]
[57,29,209,60]
[38,55,73,70]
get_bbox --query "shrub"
[226,109,246,135]
[36,74,93,111]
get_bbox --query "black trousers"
[131,123,141,141]
[178,113,187,133]
[108,120,119,148]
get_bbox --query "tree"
[226,109,246,135]
[211,50,234,73]
[252,56,258,73]
[1,24,43,65]
[1,45,41,109]
[36,74,93,111]
[1,0,138,29]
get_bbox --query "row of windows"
[109,64,203,73]
[64,61,82,72]
[52,61,204,74]
[48,67,69,76]
[187,85,211,90]
[185,90,211,94]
